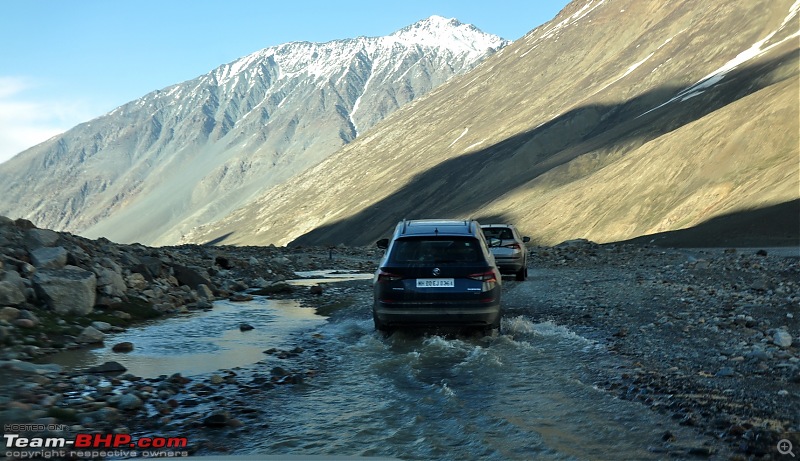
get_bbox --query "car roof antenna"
[434,228,439,236]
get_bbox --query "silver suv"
[373,219,502,335]
[480,224,530,281]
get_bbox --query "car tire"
[373,312,390,334]
[515,267,527,281]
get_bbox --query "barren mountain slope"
[185,0,799,247]
[0,17,506,246]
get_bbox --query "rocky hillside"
[0,215,378,362]
[184,0,799,247]
[0,16,507,246]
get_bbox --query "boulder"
[90,321,112,332]
[171,264,214,291]
[30,246,68,269]
[96,267,127,297]
[17,309,39,325]
[773,330,793,348]
[196,284,214,301]
[85,361,127,373]
[125,273,147,290]
[33,266,97,315]
[23,228,59,249]
[215,256,233,269]
[3,270,27,292]
[15,218,36,230]
[76,326,105,344]
[116,394,143,411]
[112,342,134,353]
[0,281,25,306]
[0,306,20,322]
[131,256,163,281]
[270,256,291,267]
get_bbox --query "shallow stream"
[43,271,715,459]
[230,313,712,460]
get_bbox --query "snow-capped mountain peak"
[390,15,509,55]
[208,15,508,86]
[0,16,507,246]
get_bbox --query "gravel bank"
[504,240,799,459]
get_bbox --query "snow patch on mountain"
[639,1,800,117]
[520,0,607,58]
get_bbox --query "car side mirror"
[488,237,501,248]
[376,238,389,250]
[523,236,531,243]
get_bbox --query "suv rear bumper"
[495,258,525,274]
[373,302,501,327]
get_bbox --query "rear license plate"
[416,278,455,288]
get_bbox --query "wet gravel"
[504,240,799,459]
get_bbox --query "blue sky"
[0,0,570,163]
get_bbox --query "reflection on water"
[290,269,374,287]
[44,297,326,377]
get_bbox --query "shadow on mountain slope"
[616,199,800,249]
[204,232,234,246]
[289,49,797,247]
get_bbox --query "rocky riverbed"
[506,240,800,459]
[0,215,798,459]
[0,216,378,457]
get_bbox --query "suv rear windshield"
[482,228,514,240]
[388,237,483,264]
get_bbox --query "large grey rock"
[0,281,25,306]
[90,321,112,332]
[196,284,214,300]
[30,246,68,269]
[0,306,20,322]
[3,270,27,293]
[116,394,143,411]
[33,266,97,315]
[773,330,793,348]
[24,228,60,249]
[76,325,105,344]
[96,267,127,297]
[172,264,214,291]
[131,256,163,281]
[85,361,127,373]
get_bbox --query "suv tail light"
[468,270,497,282]
[504,243,522,250]
[376,269,403,283]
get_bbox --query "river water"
[45,272,715,459]
[230,312,712,460]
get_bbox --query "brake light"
[505,243,521,250]
[376,270,402,283]
[468,270,497,282]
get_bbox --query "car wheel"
[515,267,527,281]
[373,312,390,334]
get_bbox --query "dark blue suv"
[373,219,502,335]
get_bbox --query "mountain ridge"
[182,0,799,248]
[0,16,507,246]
